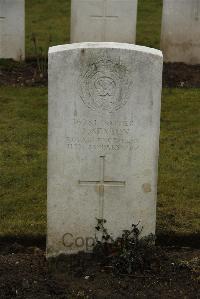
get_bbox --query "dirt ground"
[0,242,199,299]
[0,60,200,88]
[163,63,200,88]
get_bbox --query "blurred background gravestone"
[161,0,200,64]
[71,0,138,43]
[0,0,25,61]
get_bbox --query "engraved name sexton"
[65,117,139,152]
[80,58,132,113]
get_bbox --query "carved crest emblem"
[80,58,131,113]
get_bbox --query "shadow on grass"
[0,234,46,250]
[156,233,200,249]
[0,233,199,251]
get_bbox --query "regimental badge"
[80,58,131,113]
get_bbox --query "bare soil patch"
[0,59,47,87]
[163,63,200,88]
[0,242,199,298]
[0,60,200,88]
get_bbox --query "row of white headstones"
[0,0,200,64]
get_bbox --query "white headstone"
[47,42,163,257]
[71,0,138,43]
[161,0,200,64]
[0,0,25,61]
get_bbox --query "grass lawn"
[0,87,199,238]
[157,89,200,236]
[137,0,163,49]
[26,0,163,58]
[0,88,47,238]
[26,0,71,58]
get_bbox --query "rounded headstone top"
[49,42,163,58]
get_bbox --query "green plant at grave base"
[93,218,155,275]
[30,33,51,78]
[95,218,114,242]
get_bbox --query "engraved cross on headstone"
[79,156,125,219]
[90,0,119,40]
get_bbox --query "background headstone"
[0,0,25,61]
[47,42,163,257]
[71,0,138,43]
[161,0,200,64]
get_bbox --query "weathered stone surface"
[71,0,138,43]
[161,0,200,64]
[47,42,163,257]
[0,0,25,61]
